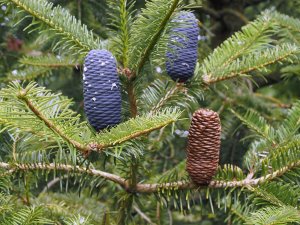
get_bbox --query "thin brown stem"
[156,202,161,225]
[41,174,69,193]
[127,82,138,117]
[77,0,82,20]
[254,93,291,109]
[12,133,19,162]
[219,8,249,24]
[168,209,173,225]
[133,205,156,225]
[193,6,220,19]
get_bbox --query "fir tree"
[0,0,299,224]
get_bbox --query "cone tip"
[194,108,217,117]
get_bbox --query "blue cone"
[83,49,121,131]
[166,11,199,82]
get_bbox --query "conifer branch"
[129,0,181,76]
[107,0,133,67]
[270,11,300,34]
[140,79,200,113]
[150,85,180,113]
[7,55,80,81]
[20,55,80,68]
[260,138,300,175]
[0,162,126,187]
[127,82,138,117]
[231,109,276,144]
[95,109,181,150]
[0,160,298,193]
[245,206,300,225]
[277,100,300,141]
[6,67,52,81]
[203,44,299,84]
[201,15,273,80]
[135,160,300,193]
[2,0,101,55]
[0,83,180,154]
[16,88,90,153]
[134,0,180,76]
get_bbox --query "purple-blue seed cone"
[83,50,121,131]
[166,11,199,82]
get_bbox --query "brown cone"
[186,108,221,185]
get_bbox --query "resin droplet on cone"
[186,108,221,185]
[166,11,199,82]
[83,49,121,131]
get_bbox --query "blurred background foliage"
[0,0,300,224]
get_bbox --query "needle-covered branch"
[0,82,91,153]
[20,55,80,68]
[203,43,300,84]
[231,109,276,144]
[0,160,298,193]
[107,0,134,68]
[1,0,102,55]
[6,55,80,81]
[17,89,89,153]
[94,108,181,150]
[129,0,181,76]
[5,67,53,81]
[0,162,126,187]
[0,82,181,154]
[201,14,274,80]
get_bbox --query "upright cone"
[166,11,199,82]
[83,49,121,131]
[186,109,221,185]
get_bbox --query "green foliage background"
[0,0,299,224]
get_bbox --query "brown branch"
[219,8,249,24]
[41,174,69,193]
[135,160,300,193]
[192,6,220,19]
[77,0,82,20]
[192,6,249,24]
[127,82,138,118]
[133,205,156,225]
[0,160,298,194]
[0,162,127,187]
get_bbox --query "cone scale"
[186,109,221,185]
